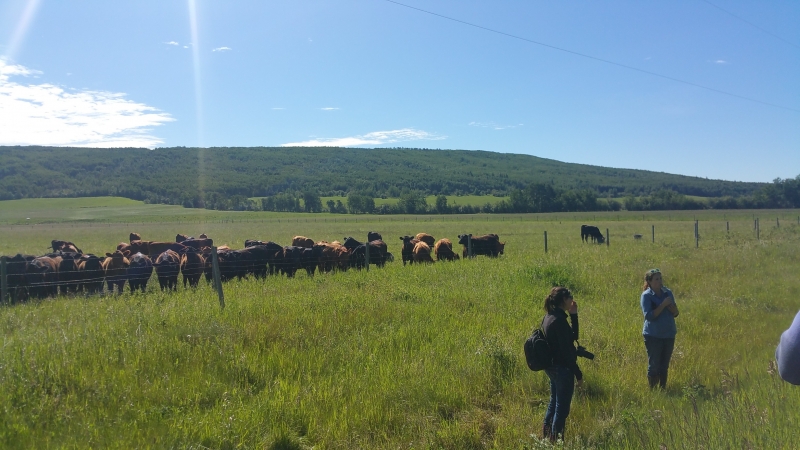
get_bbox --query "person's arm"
[642,292,673,320]
[555,317,582,381]
[569,300,579,341]
[664,288,679,317]
[776,310,800,385]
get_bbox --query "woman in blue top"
[641,268,679,389]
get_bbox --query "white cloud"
[469,121,523,130]
[212,46,231,52]
[713,59,728,64]
[320,107,339,111]
[281,128,446,147]
[0,59,174,148]
[165,41,179,46]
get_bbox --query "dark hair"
[544,286,572,313]
[642,268,661,291]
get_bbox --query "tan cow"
[434,238,460,262]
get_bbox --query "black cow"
[581,225,605,244]
[153,250,181,291]
[56,252,82,295]
[77,254,105,294]
[457,234,505,258]
[6,254,34,302]
[399,236,420,265]
[344,237,388,268]
[367,231,383,242]
[181,237,213,250]
[127,253,154,293]
[26,256,59,299]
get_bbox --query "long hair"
[543,286,572,313]
[643,269,661,291]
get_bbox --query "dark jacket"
[543,309,582,381]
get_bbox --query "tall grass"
[1,209,799,448]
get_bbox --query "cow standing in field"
[180,251,205,288]
[399,236,420,265]
[433,238,459,262]
[415,233,435,247]
[102,251,130,294]
[130,232,142,243]
[56,252,82,295]
[412,241,434,264]
[50,240,82,254]
[292,236,314,248]
[153,250,181,291]
[25,256,59,299]
[6,254,34,302]
[77,254,104,294]
[457,234,505,258]
[343,237,388,269]
[581,225,605,244]
[127,253,154,293]
[367,231,383,242]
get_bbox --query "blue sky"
[0,0,798,183]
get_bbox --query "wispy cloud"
[0,59,174,148]
[712,59,728,64]
[281,128,446,147]
[165,41,179,46]
[469,121,523,130]
[212,46,231,52]
[320,107,339,111]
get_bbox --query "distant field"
[318,195,510,207]
[1,199,799,448]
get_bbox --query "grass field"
[1,198,799,448]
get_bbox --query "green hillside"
[0,147,762,206]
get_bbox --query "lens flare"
[187,0,205,205]
[4,0,42,60]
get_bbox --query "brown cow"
[130,232,142,243]
[458,234,505,258]
[415,233,435,247]
[180,251,206,288]
[399,236,420,265]
[292,236,314,248]
[77,254,104,294]
[153,250,181,291]
[175,233,192,243]
[412,241,434,264]
[434,238,460,262]
[102,251,130,294]
[26,256,59,299]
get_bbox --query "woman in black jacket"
[541,286,583,442]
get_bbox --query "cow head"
[367,231,382,242]
[342,237,362,250]
[457,234,470,246]
[130,232,142,243]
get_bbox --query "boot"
[542,423,552,440]
[648,376,659,389]
[659,372,668,389]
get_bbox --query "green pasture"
[1,200,800,448]
[319,195,510,208]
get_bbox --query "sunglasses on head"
[647,268,661,275]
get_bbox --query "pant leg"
[543,368,557,427]
[644,335,666,377]
[551,365,575,437]
[658,338,675,385]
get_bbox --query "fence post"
[606,228,609,247]
[695,221,699,248]
[1,256,7,305]
[777,218,780,228]
[726,221,729,232]
[211,247,225,309]
[364,237,370,272]
[652,225,655,243]
[544,231,548,253]
[757,218,760,240]
[468,234,473,258]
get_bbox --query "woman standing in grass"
[541,286,583,442]
[641,268,679,389]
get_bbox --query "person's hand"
[569,300,579,315]
[576,378,584,389]
[661,297,673,308]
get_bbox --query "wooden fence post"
[606,229,609,247]
[211,247,225,309]
[544,231,548,253]
[468,234,473,258]
[726,221,729,232]
[1,256,7,305]
[652,225,655,243]
[695,221,699,248]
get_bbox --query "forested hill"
[0,146,762,203]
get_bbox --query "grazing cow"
[581,225,605,244]
[299,247,318,276]
[153,250,181,291]
[50,240,82,254]
[175,234,193,243]
[127,253,154,293]
[56,252,82,295]
[314,242,343,273]
[412,241,434,264]
[343,237,388,269]
[243,240,284,275]
[102,251,130,294]
[180,251,205,288]
[236,245,278,279]
[77,254,104,294]
[272,246,303,278]
[367,231,383,242]
[130,232,142,243]
[434,238,460,262]
[457,234,505,258]
[292,236,314,248]
[399,236,420,265]
[25,256,59,299]
[414,233,435,247]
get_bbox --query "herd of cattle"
[2,232,507,302]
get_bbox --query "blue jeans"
[543,365,575,438]
[644,336,675,378]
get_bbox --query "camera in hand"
[576,346,595,360]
